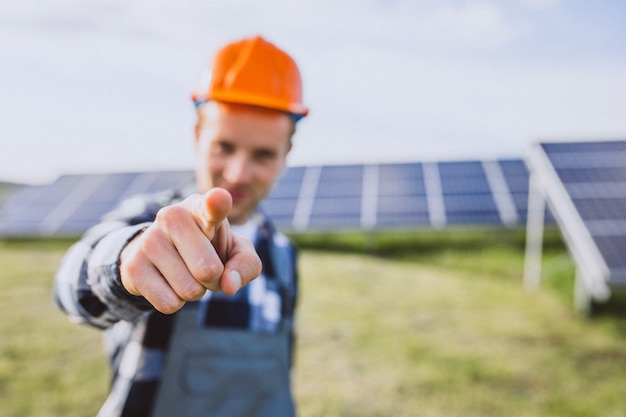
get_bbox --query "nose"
[223,153,252,184]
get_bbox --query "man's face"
[195,102,293,225]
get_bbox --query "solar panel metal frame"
[523,139,626,312]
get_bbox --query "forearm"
[54,221,154,328]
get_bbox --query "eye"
[215,141,235,154]
[254,149,277,162]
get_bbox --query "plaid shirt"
[53,189,298,417]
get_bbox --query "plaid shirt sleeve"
[53,192,177,328]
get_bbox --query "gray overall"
[152,231,297,417]
[152,306,294,417]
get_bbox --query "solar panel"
[1,159,533,238]
[376,163,430,228]
[524,139,626,312]
[308,165,363,230]
[0,171,194,237]
[498,159,530,223]
[438,161,500,225]
[259,167,305,229]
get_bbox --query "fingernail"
[229,270,242,292]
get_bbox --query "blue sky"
[2,0,626,184]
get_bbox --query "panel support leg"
[524,172,546,291]
[574,268,592,315]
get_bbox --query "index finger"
[190,188,233,241]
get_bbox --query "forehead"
[200,102,294,141]
[198,103,294,153]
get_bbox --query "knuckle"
[137,222,167,252]
[120,259,141,284]
[120,257,146,295]
[177,282,206,301]
[252,256,263,277]
[152,291,185,314]
[193,257,224,285]
[138,230,159,253]
[157,298,185,315]
[155,205,187,230]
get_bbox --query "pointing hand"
[120,188,262,314]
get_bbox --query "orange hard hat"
[193,36,308,119]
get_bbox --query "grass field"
[2,229,626,417]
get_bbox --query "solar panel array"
[524,140,626,310]
[0,159,532,238]
[0,171,194,237]
[265,159,532,231]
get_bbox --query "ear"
[194,120,202,143]
[194,109,205,148]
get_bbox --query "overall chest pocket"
[180,329,289,396]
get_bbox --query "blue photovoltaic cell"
[542,141,626,153]
[308,196,362,229]
[59,208,105,234]
[499,159,528,175]
[443,194,500,225]
[315,179,362,197]
[1,186,51,222]
[315,165,362,198]
[377,196,430,227]
[438,160,485,177]
[438,161,500,225]
[498,159,530,222]
[319,164,363,180]
[260,196,298,227]
[0,186,46,235]
[262,168,303,228]
[376,163,429,227]
[54,172,195,235]
[69,173,137,214]
[571,198,626,220]
[377,164,425,193]
[145,171,195,194]
[0,171,196,236]
[309,198,362,228]
[594,236,626,270]
[378,162,423,176]
[377,212,431,228]
[267,167,305,199]
[440,176,492,194]
[499,159,529,192]
[556,167,626,184]
[308,165,363,229]
[499,158,557,224]
[260,201,297,229]
[0,175,90,235]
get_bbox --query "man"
[54,35,308,417]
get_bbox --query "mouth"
[224,187,248,202]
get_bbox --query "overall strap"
[254,214,298,321]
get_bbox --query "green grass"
[2,231,626,416]
[0,239,108,417]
